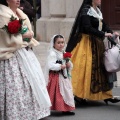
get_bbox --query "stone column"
[36,0,82,42]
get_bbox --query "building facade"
[36,0,82,42]
[36,0,120,42]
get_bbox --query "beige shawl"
[0,4,39,60]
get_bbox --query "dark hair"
[82,0,92,6]
[66,0,93,52]
[0,0,8,6]
[53,35,64,44]
[20,0,24,4]
[79,0,92,13]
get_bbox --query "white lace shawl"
[87,7,103,31]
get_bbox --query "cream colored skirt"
[0,48,51,120]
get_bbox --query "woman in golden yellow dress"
[66,0,120,104]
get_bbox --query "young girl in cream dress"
[44,35,75,115]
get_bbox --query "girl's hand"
[61,65,66,69]
[22,31,33,39]
[66,62,71,68]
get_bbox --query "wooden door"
[101,0,120,30]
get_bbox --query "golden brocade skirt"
[71,34,112,100]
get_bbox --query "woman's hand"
[105,33,113,37]
[61,65,66,69]
[22,31,33,39]
[113,31,119,37]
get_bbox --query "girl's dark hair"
[0,0,8,6]
[53,35,64,44]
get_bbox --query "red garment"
[47,71,75,111]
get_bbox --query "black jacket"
[66,6,112,52]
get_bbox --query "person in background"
[26,0,33,6]
[66,0,120,105]
[20,0,35,22]
[36,0,41,19]
[0,0,51,119]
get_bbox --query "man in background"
[20,0,36,23]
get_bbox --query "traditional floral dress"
[0,4,51,120]
[0,48,51,120]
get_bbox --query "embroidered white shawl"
[87,7,103,31]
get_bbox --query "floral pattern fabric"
[0,48,50,120]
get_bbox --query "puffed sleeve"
[48,51,61,71]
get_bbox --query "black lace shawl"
[66,6,114,52]
[66,4,91,52]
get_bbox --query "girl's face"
[7,0,20,8]
[92,0,101,6]
[54,38,65,51]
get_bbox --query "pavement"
[33,42,120,120]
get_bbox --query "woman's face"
[7,0,20,8]
[92,0,101,6]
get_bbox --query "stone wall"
[36,0,83,42]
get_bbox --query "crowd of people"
[0,0,120,120]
